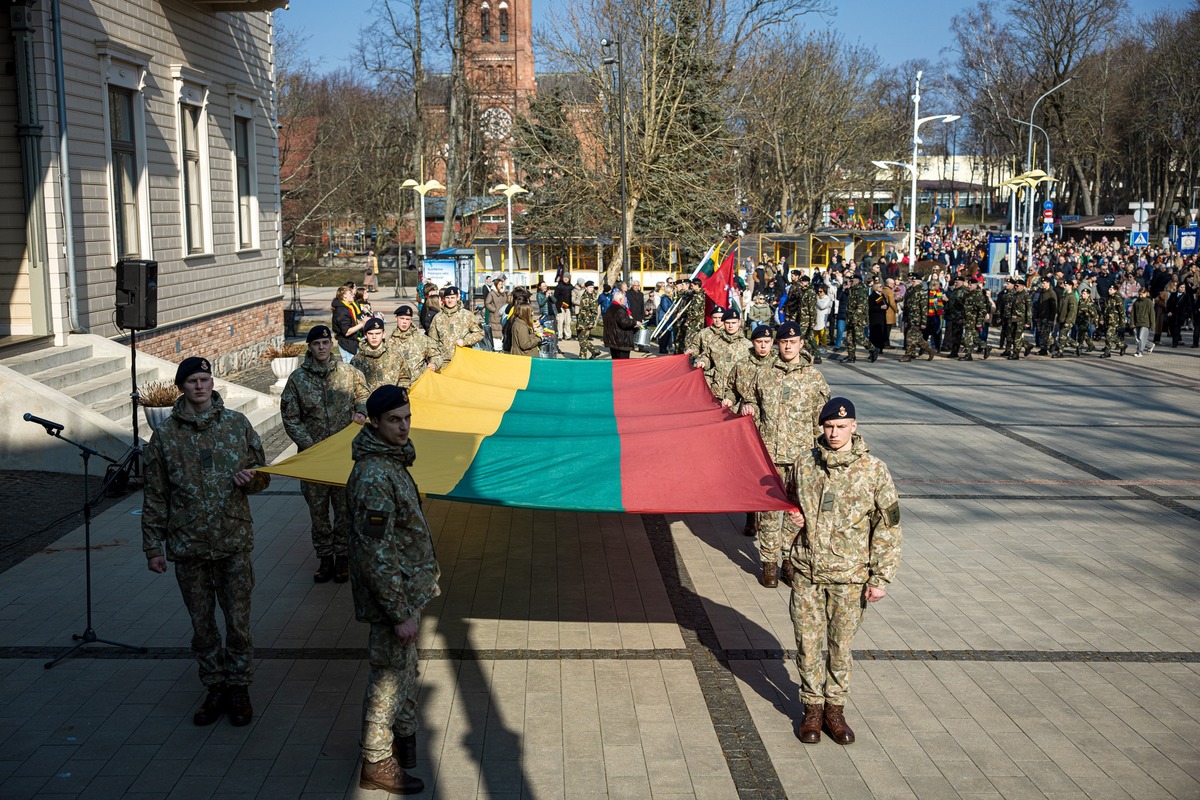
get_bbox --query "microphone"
[23,413,65,432]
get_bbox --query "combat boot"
[814,355,822,364]
[193,683,226,726]
[1119,342,1127,356]
[958,354,973,361]
[741,513,756,537]
[313,556,335,583]
[1022,341,1033,357]
[898,355,913,362]
[798,703,823,744]
[823,704,855,745]
[982,346,991,360]
[334,555,350,584]
[1075,345,1082,356]
[226,685,253,727]
[394,733,417,769]
[867,347,879,363]
[925,346,935,361]
[360,757,424,795]
[760,562,778,588]
[780,560,795,587]
[1051,352,1063,359]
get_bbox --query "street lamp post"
[908,70,959,271]
[491,181,528,274]
[872,159,916,273]
[401,178,445,271]
[601,36,629,284]
[1022,78,1071,274]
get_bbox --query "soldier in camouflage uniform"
[1004,280,1033,359]
[842,274,877,363]
[1074,288,1098,354]
[682,279,708,355]
[575,281,600,359]
[143,357,269,728]
[785,275,821,364]
[746,321,830,587]
[1035,277,1059,356]
[428,285,484,364]
[943,277,966,357]
[787,397,901,746]
[723,324,776,538]
[1100,283,1127,358]
[352,318,412,391]
[695,309,748,395]
[899,275,935,361]
[958,280,989,361]
[1053,280,1079,358]
[281,325,369,583]
[387,306,442,387]
[346,386,440,796]
[693,306,727,367]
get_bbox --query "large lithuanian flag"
[260,348,793,514]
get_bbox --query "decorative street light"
[1022,78,1072,272]
[872,159,916,272]
[908,70,959,271]
[601,36,629,285]
[401,178,445,266]
[490,181,528,273]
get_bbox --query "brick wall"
[116,298,285,377]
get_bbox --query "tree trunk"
[1070,157,1095,216]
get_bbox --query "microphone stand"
[40,425,148,668]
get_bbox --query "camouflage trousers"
[843,319,873,360]
[789,577,865,706]
[1053,323,1077,354]
[903,323,933,358]
[576,323,598,359]
[944,318,964,354]
[961,321,981,354]
[174,552,255,687]
[1003,321,1029,357]
[1036,320,1056,352]
[362,620,420,764]
[1102,326,1125,355]
[301,481,348,558]
[756,462,795,562]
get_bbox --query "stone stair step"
[63,367,160,408]
[3,343,94,377]
[29,355,131,392]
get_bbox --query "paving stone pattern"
[0,343,1198,798]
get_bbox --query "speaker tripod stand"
[39,424,147,669]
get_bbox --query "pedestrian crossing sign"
[1130,230,1150,247]
[1042,222,1054,234]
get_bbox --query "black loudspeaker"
[115,259,158,330]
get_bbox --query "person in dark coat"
[602,288,638,359]
[627,281,646,323]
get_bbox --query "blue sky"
[278,0,1194,75]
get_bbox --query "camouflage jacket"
[846,284,870,324]
[387,325,443,388]
[142,392,270,561]
[788,286,817,328]
[346,424,441,626]
[280,353,368,451]
[696,327,750,394]
[750,354,830,465]
[962,289,987,325]
[351,340,412,392]
[695,323,724,363]
[722,349,775,423]
[682,291,707,352]
[429,304,484,363]
[787,434,902,587]
[1010,290,1032,327]
[1101,294,1125,328]
[945,287,965,321]
[575,294,600,328]
[1057,290,1078,326]
[782,281,805,322]
[903,283,928,323]
[1076,297,1099,324]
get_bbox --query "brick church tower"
[465,0,536,176]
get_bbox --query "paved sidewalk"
[1,344,1198,799]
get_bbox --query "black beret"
[307,325,332,343]
[750,324,772,340]
[775,320,801,340]
[394,305,414,317]
[441,286,460,297]
[723,308,740,320]
[363,317,385,332]
[819,397,856,424]
[174,356,211,387]
[366,385,409,419]
[799,274,811,282]
[584,281,595,287]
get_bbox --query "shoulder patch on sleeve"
[883,502,900,527]
[365,510,389,539]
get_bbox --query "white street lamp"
[908,70,959,271]
[401,178,445,265]
[872,159,916,271]
[490,181,528,273]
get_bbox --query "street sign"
[1130,230,1150,248]
[1178,226,1198,255]
[1103,214,1116,226]
[884,209,896,220]
[1043,209,1054,220]
[1043,201,1054,210]
[1132,208,1149,225]
[1043,222,1054,234]
[885,218,896,230]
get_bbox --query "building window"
[229,89,260,251]
[235,117,254,249]
[109,87,140,259]
[499,2,509,42]
[180,104,204,253]
[481,2,491,41]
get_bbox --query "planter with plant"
[262,342,306,388]
[139,380,182,431]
